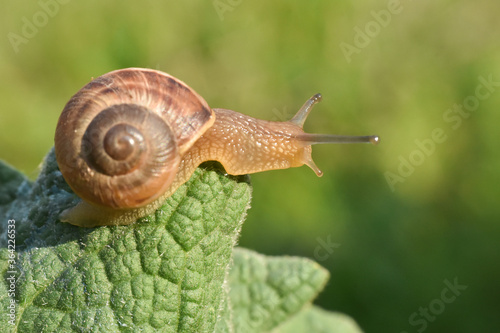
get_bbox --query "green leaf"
[1,149,252,332]
[1,149,362,333]
[0,161,31,232]
[213,290,234,333]
[273,306,364,333]
[0,160,30,206]
[223,248,330,333]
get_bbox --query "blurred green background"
[1,0,499,332]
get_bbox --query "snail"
[54,68,379,227]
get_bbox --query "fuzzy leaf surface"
[223,248,330,333]
[272,305,364,333]
[0,149,251,332]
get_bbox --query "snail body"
[55,68,378,227]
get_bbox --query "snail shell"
[55,68,378,227]
[55,68,213,211]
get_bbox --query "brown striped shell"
[54,68,214,209]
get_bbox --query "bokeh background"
[1,1,499,332]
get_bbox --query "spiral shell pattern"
[55,68,214,209]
